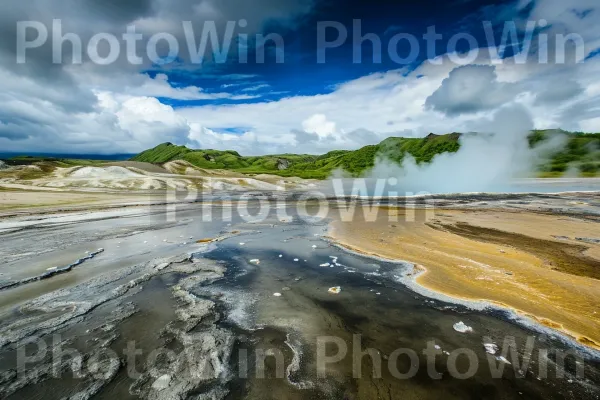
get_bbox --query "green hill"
[132,133,463,179]
[529,130,600,176]
[132,131,600,179]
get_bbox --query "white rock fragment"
[249,259,260,265]
[294,258,299,262]
[434,345,441,350]
[279,254,283,258]
[152,374,171,390]
[483,343,499,355]
[453,321,473,333]
[319,263,330,267]
[239,243,245,246]
[273,293,282,297]
[328,286,341,294]
[496,355,511,364]
[312,245,317,249]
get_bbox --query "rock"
[496,355,511,364]
[453,321,473,333]
[0,160,8,170]
[152,375,172,390]
[575,237,600,244]
[483,343,499,355]
[277,158,290,170]
[328,286,341,294]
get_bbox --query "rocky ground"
[0,162,316,194]
[0,185,599,399]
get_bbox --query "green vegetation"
[3,131,598,181]
[132,133,464,179]
[131,130,600,179]
[127,143,191,164]
[529,130,600,177]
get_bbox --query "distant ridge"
[132,130,600,179]
[0,152,136,161]
[132,133,465,179]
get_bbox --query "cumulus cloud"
[0,0,312,153]
[425,65,518,115]
[1,0,600,156]
[302,114,337,138]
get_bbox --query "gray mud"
[0,199,599,399]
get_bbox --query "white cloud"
[580,117,600,132]
[1,0,600,156]
[425,65,518,115]
[302,114,337,138]
[241,84,271,92]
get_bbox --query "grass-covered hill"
[528,130,600,176]
[132,130,600,179]
[131,133,465,179]
[5,131,596,181]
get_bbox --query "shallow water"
[198,218,600,399]
[0,203,598,399]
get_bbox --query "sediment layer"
[329,207,600,349]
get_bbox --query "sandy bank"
[329,207,600,350]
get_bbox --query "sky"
[0,0,599,155]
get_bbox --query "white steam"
[366,105,568,194]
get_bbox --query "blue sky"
[152,0,520,107]
[0,0,599,154]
